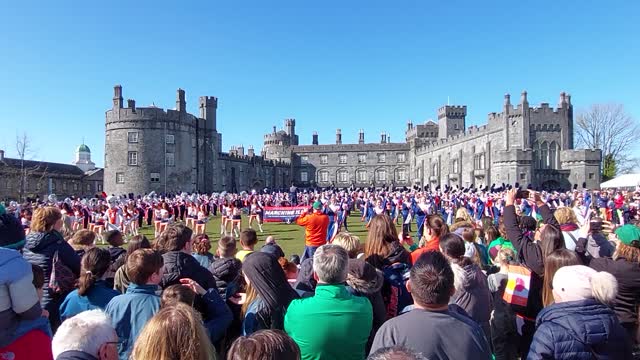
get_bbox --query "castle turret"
[503,93,511,114]
[127,99,136,111]
[438,105,467,139]
[176,88,186,112]
[113,85,123,109]
[336,129,342,145]
[285,119,298,145]
[520,90,529,109]
[199,96,218,131]
[248,145,255,157]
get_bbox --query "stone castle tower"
[104,85,219,195]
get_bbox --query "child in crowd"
[236,229,258,262]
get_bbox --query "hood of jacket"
[451,261,482,293]
[346,258,384,295]
[536,298,620,346]
[24,230,63,252]
[209,257,242,283]
[384,241,410,266]
[0,248,31,286]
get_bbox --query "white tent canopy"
[600,173,640,189]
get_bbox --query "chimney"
[238,145,245,157]
[113,85,123,109]
[273,126,277,133]
[358,129,364,144]
[380,132,386,144]
[0,149,4,161]
[127,99,136,111]
[336,129,342,145]
[312,131,318,145]
[248,146,255,157]
[407,120,413,131]
[386,132,391,143]
[520,90,528,106]
[176,88,186,112]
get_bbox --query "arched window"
[452,159,459,173]
[432,163,438,177]
[549,141,558,169]
[540,141,549,169]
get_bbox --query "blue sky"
[1,0,638,168]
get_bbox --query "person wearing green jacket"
[285,244,373,360]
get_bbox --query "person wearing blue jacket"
[60,248,119,321]
[105,248,164,360]
[528,265,633,360]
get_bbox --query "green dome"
[77,144,91,153]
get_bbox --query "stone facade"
[0,149,104,201]
[103,86,601,195]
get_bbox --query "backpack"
[381,263,413,319]
[49,250,76,294]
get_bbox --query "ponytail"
[590,271,618,305]
[77,248,111,296]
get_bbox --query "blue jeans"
[301,246,319,262]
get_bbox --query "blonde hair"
[613,243,640,263]
[131,303,216,360]
[495,247,516,266]
[241,283,258,320]
[332,232,361,258]
[455,208,474,224]
[31,206,62,233]
[554,207,578,225]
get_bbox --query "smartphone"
[516,190,530,199]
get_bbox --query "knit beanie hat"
[0,212,26,250]
[552,265,617,304]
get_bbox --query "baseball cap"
[313,201,322,210]
[615,224,640,247]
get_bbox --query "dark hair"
[227,329,301,360]
[125,235,151,261]
[409,251,454,306]
[161,284,196,308]
[485,225,499,243]
[240,229,258,247]
[218,236,237,258]
[425,214,449,238]
[126,249,164,285]
[78,248,111,296]
[364,214,401,269]
[31,264,44,289]
[156,224,193,252]
[519,216,537,232]
[192,234,211,255]
[539,224,565,261]
[103,230,124,247]
[542,248,581,306]
[438,233,466,261]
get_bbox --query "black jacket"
[209,257,242,299]
[575,236,640,326]
[503,204,558,320]
[160,251,218,290]
[22,230,80,308]
[528,299,633,360]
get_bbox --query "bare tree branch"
[575,104,639,176]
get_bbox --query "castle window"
[339,154,347,164]
[358,154,366,164]
[452,159,459,173]
[62,182,67,191]
[86,184,91,191]
[300,171,308,182]
[433,163,438,177]
[127,132,139,143]
[116,173,125,184]
[337,170,348,183]
[301,155,309,164]
[454,123,459,130]
[128,151,138,166]
[51,181,56,190]
[191,138,196,148]
[376,169,387,182]
[97,184,102,191]
[150,172,160,183]
[397,169,407,181]
[319,171,329,182]
[320,154,328,164]
[520,173,526,180]
[357,170,367,182]
[73,183,79,191]
[397,153,406,163]
[589,173,594,180]
[165,153,175,167]
[166,134,175,144]
[36,182,41,191]
[377,153,386,163]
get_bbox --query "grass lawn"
[133,213,401,257]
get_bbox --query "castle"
[104,86,601,195]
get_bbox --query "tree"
[575,104,639,177]
[13,132,47,202]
